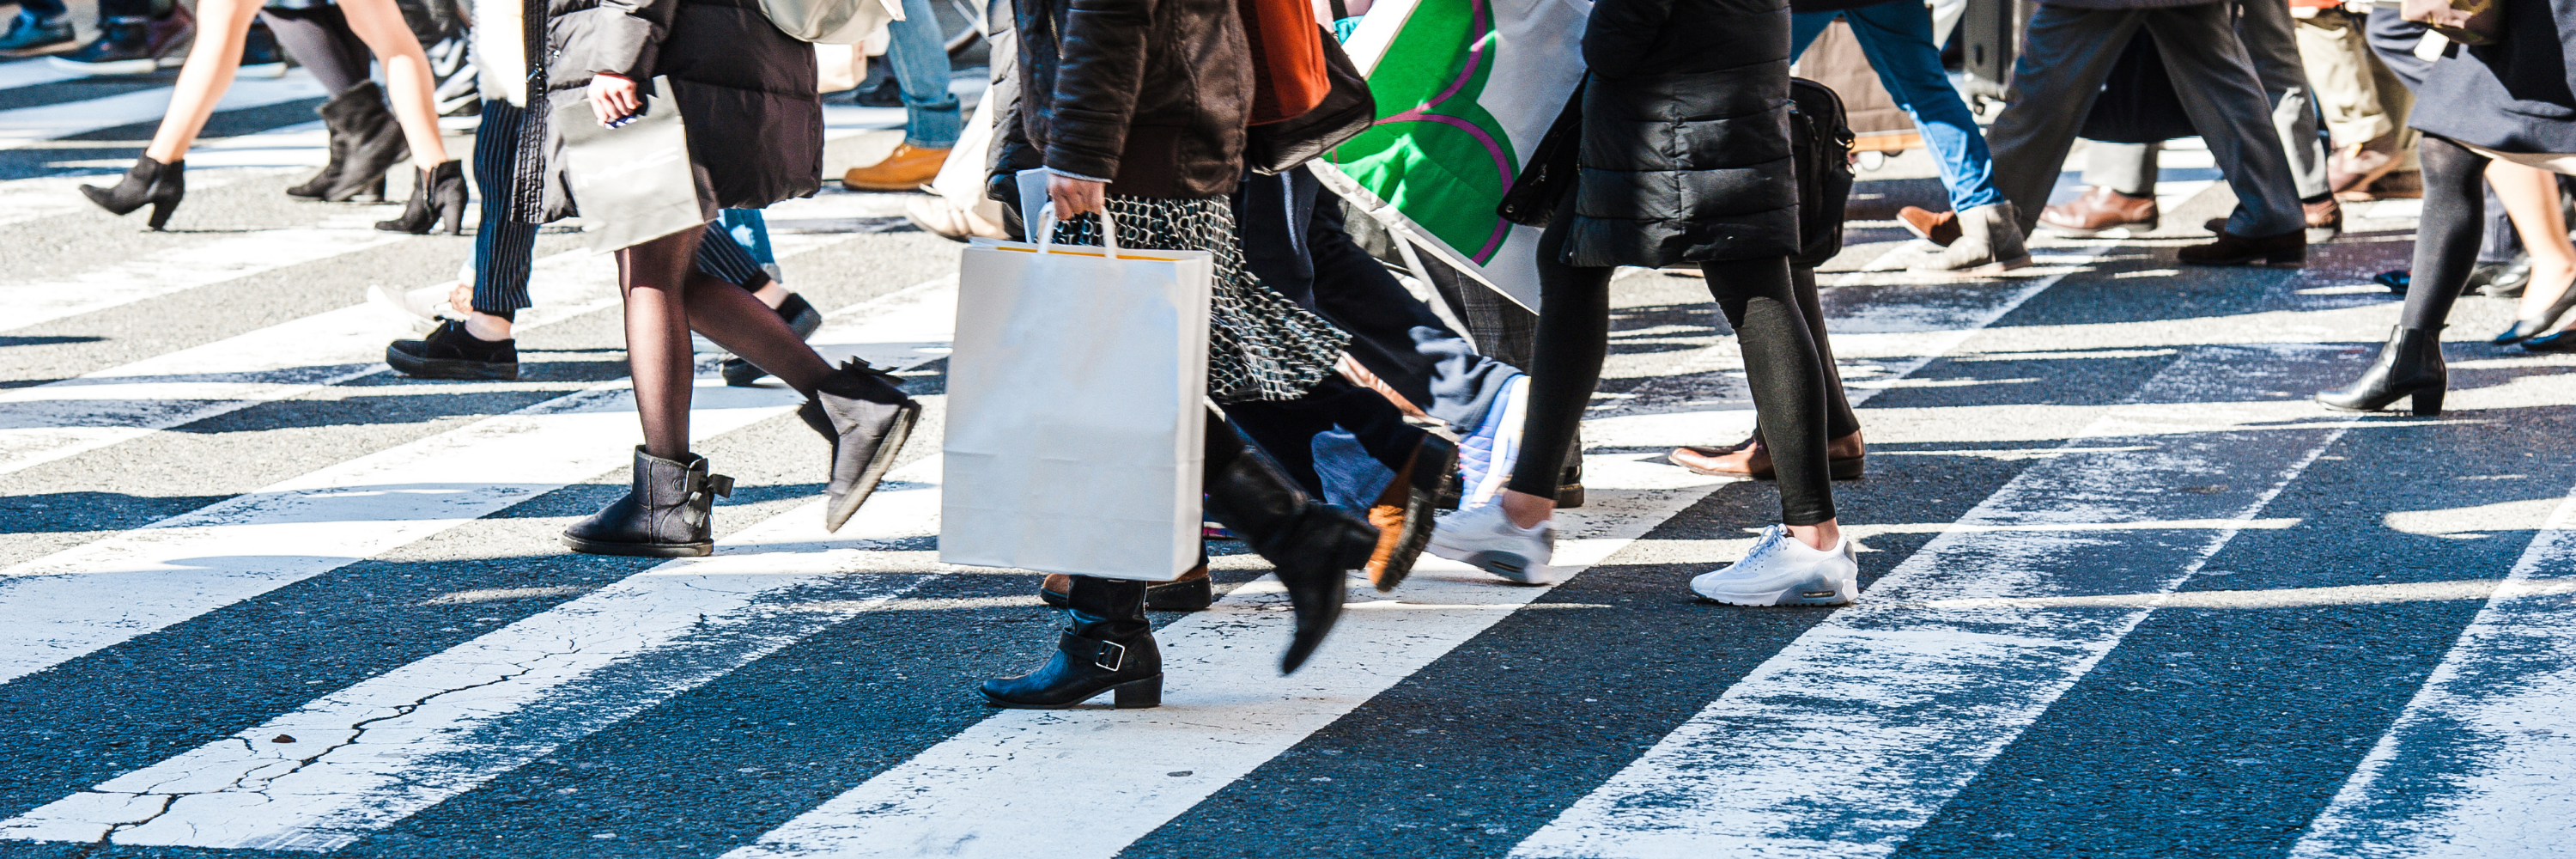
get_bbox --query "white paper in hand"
[940,205,1215,581]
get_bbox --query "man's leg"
[2085,141,2160,198]
[1787,9,1838,58]
[2141,3,2306,239]
[839,0,962,190]
[2236,0,2331,201]
[1842,0,2002,211]
[1985,5,2142,235]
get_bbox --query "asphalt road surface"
[3,57,2575,859]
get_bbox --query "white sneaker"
[1689,525,1859,606]
[1427,502,1554,584]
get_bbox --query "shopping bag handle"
[1033,201,1123,258]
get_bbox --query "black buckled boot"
[374,159,467,235]
[562,447,734,557]
[798,358,921,532]
[2317,326,2448,416]
[80,155,184,229]
[323,82,409,203]
[1203,411,1376,674]
[981,576,1163,709]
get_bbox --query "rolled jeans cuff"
[904,102,963,149]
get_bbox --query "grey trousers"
[1989,0,2307,238]
[2081,0,2331,204]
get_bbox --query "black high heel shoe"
[1202,411,1378,674]
[2317,326,2448,416]
[2494,277,2576,345]
[374,160,466,235]
[80,155,184,229]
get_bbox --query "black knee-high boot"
[981,576,1163,709]
[1203,411,1377,674]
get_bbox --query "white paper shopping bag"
[940,205,1215,581]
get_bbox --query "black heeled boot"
[375,160,467,235]
[981,576,1163,709]
[562,447,734,557]
[324,82,407,203]
[80,155,184,230]
[798,358,921,532]
[1203,412,1377,674]
[2317,326,2448,416]
[287,82,382,199]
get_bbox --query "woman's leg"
[142,0,263,162]
[2397,137,2494,331]
[618,229,705,460]
[1703,256,1841,543]
[2484,160,2576,327]
[334,0,447,167]
[1790,265,1862,440]
[1500,196,1613,528]
[681,271,835,396]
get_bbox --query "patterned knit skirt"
[1051,195,1350,403]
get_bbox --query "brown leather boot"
[1668,432,1865,480]
[2038,186,2158,236]
[1897,206,1961,247]
[1040,564,1213,612]
[2177,228,2305,267]
[1366,436,1456,592]
[840,143,951,192]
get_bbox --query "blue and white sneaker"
[1455,374,1528,509]
[1689,525,1859,606]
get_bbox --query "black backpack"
[1502,75,1856,269]
[1787,76,1856,268]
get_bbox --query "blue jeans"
[1791,2,2002,211]
[18,0,67,18]
[886,0,962,149]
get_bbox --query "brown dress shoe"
[2203,198,2342,242]
[2177,228,2305,267]
[840,143,951,192]
[1041,564,1213,612]
[1668,432,1865,480]
[2038,186,2159,236]
[1898,206,1961,247]
[2327,135,2403,198]
[1366,436,1457,592]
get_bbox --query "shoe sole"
[1694,576,1858,606]
[559,533,712,557]
[823,402,920,533]
[981,674,1163,710]
[384,347,518,381]
[1428,542,1551,585]
[49,56,158,75]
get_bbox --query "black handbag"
[1788,76,1856,268]
[1245,26,1377,175]
[1496,74,1584,228]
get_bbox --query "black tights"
[2400,136,2495,332]
[1508,204,1845,526]
[617,228,833,460]
[258,6,371,96]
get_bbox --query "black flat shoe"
[2523,329,2576,353]
[386,319,518,380]
[2494,277,2576,345]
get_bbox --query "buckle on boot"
[1059,632,1126,671]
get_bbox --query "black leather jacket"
[993,0,1255,198]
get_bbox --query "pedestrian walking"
[837,0,965,190]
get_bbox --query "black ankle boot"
[798,358,921,532]
[2318,326,2448,416]
[287,82,380,199]
[981,576,1162,709]
[722,294,823,387]
[375,160,467,235]
[326,82,408,203]
[1203,412,1376,673]
[80,155,184,229]
[562,447,734,557]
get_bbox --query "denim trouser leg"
[717,210,777,266]
[887,0,962,149]
[1789,4,2004,211]
[18,0,68,19]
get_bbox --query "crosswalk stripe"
[2285,482,2576,858]
[0,59,94,91]
[1510,342,2362,859]
[0,70,325,150]
[0,457,950,851]
[0,281,955,689]
[0,210,410,335]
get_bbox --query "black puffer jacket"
[992,0,1255,198]
[533,0,822,221]
[1562,0,1800,267]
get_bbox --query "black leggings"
[259,5,372,96]
[1508,200,1846,526]
[2400,136,2497,332]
